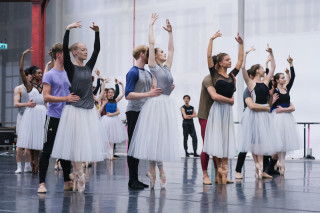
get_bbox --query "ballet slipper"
[159,174,166,189]
[146,172,156,189]
[255,163,263,180]
[235,172,243,179]
[203,175,212,185]
[262,172,273,179]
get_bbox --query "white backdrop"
[45,0,320,158]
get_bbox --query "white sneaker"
[15,167,22,174]
[24,165,32,173]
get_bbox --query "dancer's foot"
[128,181,145,190]
[255,163,263,180]
[138,181,149,188]
[193,152,200,157]
[15,166,22,174]
[37,183,47,193]
[77,173,86,193]
[146,172,156,189]
[24,165,32,173]
[262,172,273,179]
[218,167,226,184]
[279,164,285,176]
[203,175,212,185]
[54,161,59,170]
[69,173,77,192]
[64,181,73,191]
[159,174,166,189]
[185,152,190,157]
[235,172,243,179]
[226,179,234,184]
[268,168,280,175]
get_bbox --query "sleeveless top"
[18,85,29,115]
[28,87,45,106]
[105,100,117,113]
[252,83,269,104]
[149,64,174,96]
[271,88,290,112]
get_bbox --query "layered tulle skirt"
[51,105,112,162]
[203,102,236,158]
[16,105,46,150]
[239,105,282,155]
[100,115,127,144]
[273,112,301,152]
[128,95,182,162]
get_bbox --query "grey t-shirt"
[18,84,29,115]
[243,87,251,109]
[149,64,173,96]
[125,66,152,112]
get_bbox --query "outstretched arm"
[241,46,256,91]
[116,81,125,102]
[207,30,222,69]
[285,55,295,91]
[86,22,100,71]
[164,19,174,69]
[264,44,276,84]
[148,13,158,67]
[234,33,244,72]
[19,48,33,92]
[95,79,105,103]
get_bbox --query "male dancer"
[181,95,199,157]
[125,45,162,189]
[14,68,35,173]
[37,43,80,193]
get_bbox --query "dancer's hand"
[149,85,162,97]
[150,13,158,26]
[276,106,284,113]
[66,21,82,30]
[265,106,271,112]
[115,78,119,84]
[285,68,289,75]
[95,69,100,77]
[90,22,99,32]
[230,96,234,105]
[67,93,80,102]
[266,43,273,54]
[22,47,33,55]
[272,93,279,105]
[163,19,172,32]
[235,33,243,44]
[210,30,222,40]
[266,55,271,63]
[104,77,111,83]
[246,46,256,54]
[287,55,293,64]
[26,99,36,108]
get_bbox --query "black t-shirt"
[182,105,194,123]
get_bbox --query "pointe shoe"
[146,172,156,189]
[226,179,234,184]
[279,164,285,176]
[203,175,212,185]
[235,172,243,179]
[255,163,263,180]
[218,167,227,184]
[262,172,273,179]
[69,173,78,192]
[54,162,59,170]
[159,174,167,189]
[77,173,86,193]
[37,183,47,193]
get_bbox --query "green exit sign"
[0,43,8,50]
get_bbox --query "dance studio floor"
[0,151,319,213]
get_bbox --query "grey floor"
[0,151,319,213]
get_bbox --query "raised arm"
[264,44,276,84]
[285,55,295,91]
[241,46,256,91]
[86,22,100,70]
[64,21,81,81]
[115,81,125,102]
[234,33,244,71]
[43,61,52,75]
[207,86,234,105]
[148,13,158,67]
[99,100,107,114]
[19,48,33,92]
[164,19,174,69]
[95,79,106,103]
[114,78,120,99]
[207,30,222,69]
[265,55,271,74]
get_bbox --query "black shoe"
[268,169,280,175]
[186,152,190,157]
[114,155,119,158]
[193,153,200,157]
[138,181,149,188]
[128,181,144,190]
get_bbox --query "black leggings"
[235,152,270,173]
[182,122,198,152]
[126,111,140,183]
[39,116,71,183]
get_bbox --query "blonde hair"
[69,42,81,57]
[132,45,148,60]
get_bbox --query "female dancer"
[128,13,180,189]
[240,45,281,179]
[51,21,108,193]
[16,48,46,174]
[271,55,300,175]
[99,80,126,160]
[203,30,243,184]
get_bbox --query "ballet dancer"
[16,48,46,174]
[239,45,281,179]
[13,68,34,174]
[202,30,243,184]
[128,13,180,189]
[51,21,108,193]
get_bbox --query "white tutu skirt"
[239,106,282,155]
[16,112,23,136]
[203,102,236,158]
[16,105,46,150]
[273,112,301,152]
[100,115,128,144]
[51,105,112,162]
[128,95,182,162]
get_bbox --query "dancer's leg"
[235,152,247,179]
[199,118,212,185]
